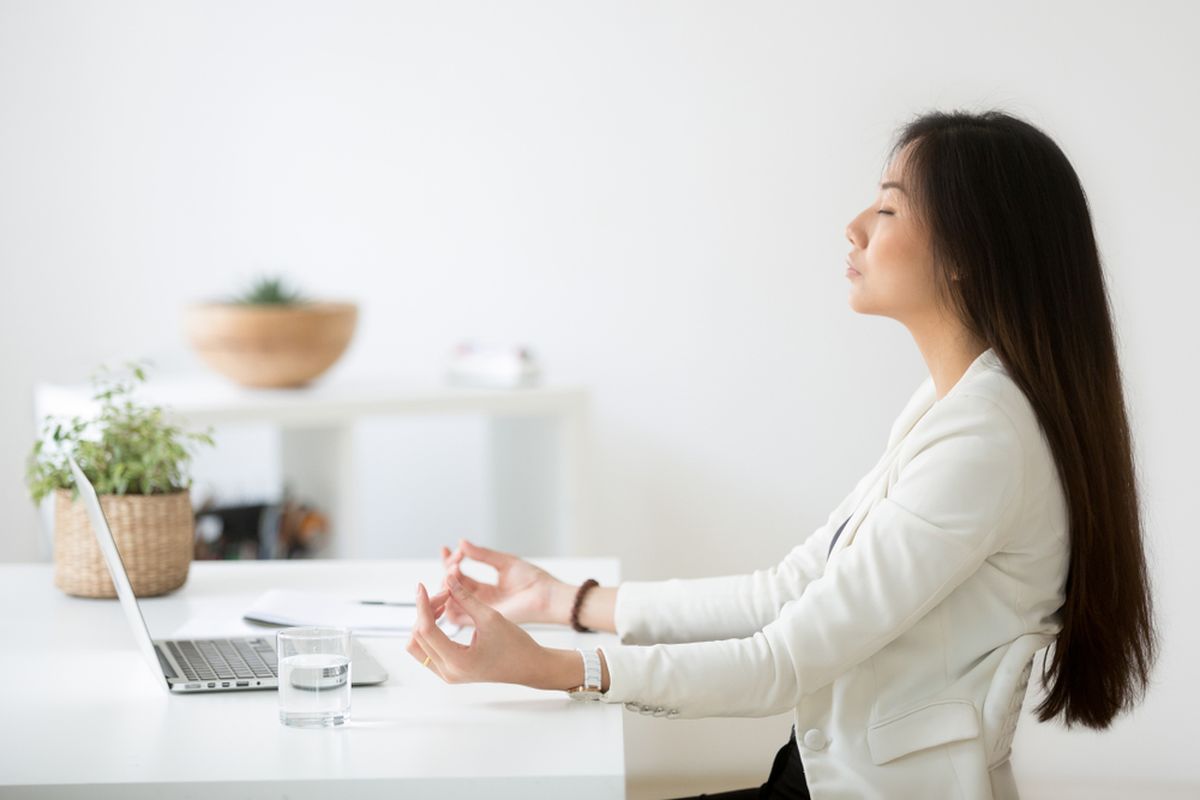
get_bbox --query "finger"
[447,562,487,594]
[447,593,477,622]
[433,598,449,619]
[406,634,428,663]
[417,618,462,676]
[417,582,441,638]
[412,584,449,676]
[428,585,451,609]
[418,582,463,645]
[407,632,438,674]
[417,583,466,666]
[442,553,465,579]
[458,537,512,569]
[411,628,446,680]
[419,585,450,624]
[447,573,496,626]
[439,579,457,609]
[442,595,470,626]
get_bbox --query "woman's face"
[844,146,940,324]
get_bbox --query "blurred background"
[1,1,1196,797]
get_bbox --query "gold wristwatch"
[567,647,604,701]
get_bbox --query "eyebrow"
[880,181,907,194]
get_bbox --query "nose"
[845,206,868,250]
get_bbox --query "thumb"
[447,574,495,624]
[447,563,486,594]
[460,538,512,569]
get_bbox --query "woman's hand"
[406,574,563,688]
[438,538,566,626]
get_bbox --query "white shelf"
[34,372,591,559]
[34,373,589,426]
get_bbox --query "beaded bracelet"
[571,578,600,632]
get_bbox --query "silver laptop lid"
[67,455,170,690]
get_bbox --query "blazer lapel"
[827,378,937,562]
[887,376,937,449]
[826,348,1001,561]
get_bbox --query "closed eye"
[877,209,895,215]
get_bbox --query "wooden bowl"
[184,301,358,388]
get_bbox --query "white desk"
[0,558,625,799]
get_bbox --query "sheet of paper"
[243,588,422,632]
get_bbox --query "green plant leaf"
[24,361,214,504]
[234,274,307,305]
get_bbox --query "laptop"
[67,455,389,693]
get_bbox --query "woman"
[406,109,1159,800]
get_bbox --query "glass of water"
[277,627,351,727]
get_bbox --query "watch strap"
[577,647,602,690]
[567,648,603,699]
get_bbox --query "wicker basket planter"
[53,487,194,598]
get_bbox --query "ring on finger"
[413,631,442,676]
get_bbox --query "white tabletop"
[0,558,625,799]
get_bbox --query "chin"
[848,296,886,318]
[847,290,869,315]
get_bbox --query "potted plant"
[26,361,215,598]
[184,275,358,388]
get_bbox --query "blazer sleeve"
[612,453,892,646]
[596,393,1026,719]
[612,518,838,646]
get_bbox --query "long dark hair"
[884,109,1158,730]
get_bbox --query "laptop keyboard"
[166,638,278,682]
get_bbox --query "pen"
[359,600,418,606]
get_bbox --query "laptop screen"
[67,455,171,689]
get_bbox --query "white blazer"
[597,348,1070,800]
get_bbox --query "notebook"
[243,589,422,634]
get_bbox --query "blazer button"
[639,704,653,714]
[802,728,829,751]
[652,706,667,717]
[667,709,680,719]
[624,702,641,713]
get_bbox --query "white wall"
[1,0,1197,794]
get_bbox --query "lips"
[845,257,861,275]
